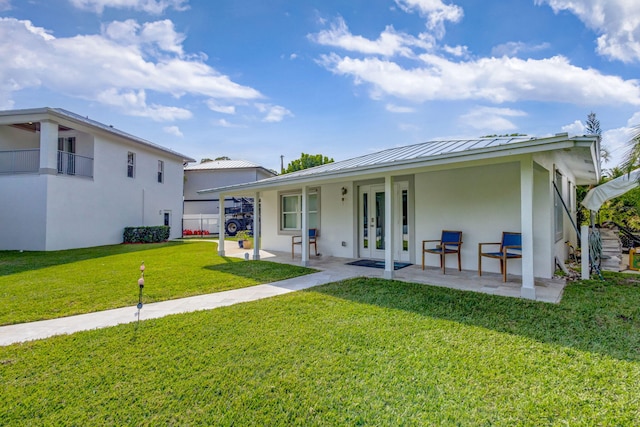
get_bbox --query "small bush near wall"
[123,226,170,244]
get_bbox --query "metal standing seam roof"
[185,160,264,171]
[50,108,196,162]
[197,136,547,194]
[268,136,533,178]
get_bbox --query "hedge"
[123,226,170,243]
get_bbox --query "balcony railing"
[0,149,39,174]
[0,149,93,178]
[57,151,94,178]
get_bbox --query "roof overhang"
[199,134,600,196]
[0,107,195,163]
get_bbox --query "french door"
[359,183,409,261]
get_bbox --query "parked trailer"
[224,197,253,236]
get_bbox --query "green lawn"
[0,241,314,325]
[1,275,638,425]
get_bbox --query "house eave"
[199,134,599,196]
[0,107,196,163]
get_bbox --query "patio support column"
[39,119,58,175]
[384,175,395,279]
[520,158,536,299]
[253,191,260,260]
[218,194,225,256]
[301,186,309,267]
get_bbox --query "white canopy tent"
[581,169,640,211]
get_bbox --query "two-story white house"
[0,107,194,251]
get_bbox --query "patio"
[223,242,567,304]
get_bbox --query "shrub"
[123,226,170,243]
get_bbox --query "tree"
[621,124,640,172]
[586,111,610,163]
[283,153,334,174]
[200,158,213,163]
[585,111,601,135]
[215,156,231,160]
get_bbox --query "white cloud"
[318,53,640,106]
[163,125,183,137]
[386,103,415,113]
[537,0,640,62]
[309,16,434,57]
[602,112,640,167]
[442,44,469,57]
[561,119,585,135]
[206,100,236,114]
[69,0,189,15]
[214,118,243,128]
[96,88,192,120]
[256,103,293,123]
[459,106,527,131]
[395,0,463,38]
[491,41,550,57]
[102,19,185,56]
[0,18,262,121]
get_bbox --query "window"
[127,152,135,178]
[157,160,164,183]
[280,191,319,231]
[554,170,563,241]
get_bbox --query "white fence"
[182,214,219,236]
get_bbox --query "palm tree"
[622,125,640,173]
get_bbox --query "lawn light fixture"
[137,261,145,310]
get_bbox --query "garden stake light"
[136,261,145,324]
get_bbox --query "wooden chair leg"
[457,251,461,271]
[502,255,507,282]
[478,253,482,277]
[441,253,446,274]
[422,251,425,270]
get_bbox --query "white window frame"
[157,160,164,183]
[554,169,563,242]
[279,189,319,234]
[127,152,135,178]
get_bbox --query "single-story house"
[0,107,194,251]
[200,133,600,299]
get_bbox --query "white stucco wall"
[0,175,47,250]
[414,162,523,274]
[0,126,39,149]
[255,159,563,279]
[257,182,356,258]
[1,122,186,251]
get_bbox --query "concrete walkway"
[0,239,567,346]
[0,267,357,347]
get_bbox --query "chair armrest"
[422,239,440,248]
[478,242,500,252]
[292,235,302,244]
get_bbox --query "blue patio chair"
[422,230,463,274]
[478,232,522,282]
[292,228,318,259]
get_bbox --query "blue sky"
[1,0,640,172]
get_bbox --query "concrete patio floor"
[223,241,567,304]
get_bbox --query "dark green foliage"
[283,153,334,174]
[123,226,170,243]
[586,111,601,135]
